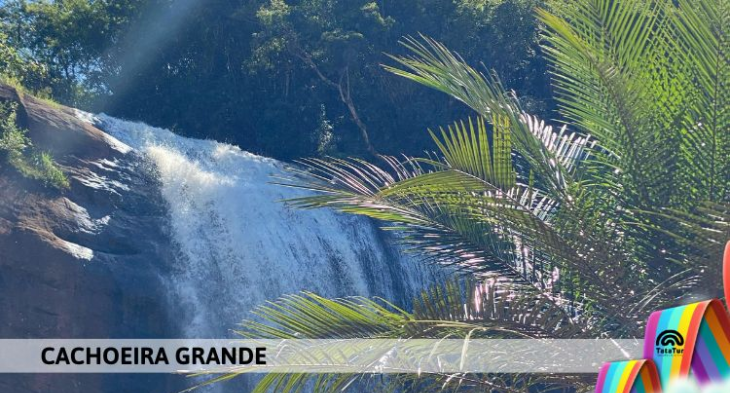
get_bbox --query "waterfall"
[75,111,435,338]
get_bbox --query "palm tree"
[216,0,729,391]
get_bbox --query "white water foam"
[75,111,434,338]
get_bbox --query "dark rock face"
[0,84,181,392]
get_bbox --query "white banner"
[0,339,643,374]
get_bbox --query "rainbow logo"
[595,242,730,393]
[596,360,661,393]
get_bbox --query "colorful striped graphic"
[595,242,730,393]
[642,299,730,386]
[595,360,661,393]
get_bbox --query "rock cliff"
[0,84,180,392]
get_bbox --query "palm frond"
[239,1,730,392]
[211,278,592,393]
[520,113,595,176]
[424,116,516,190]
[537,0,675,206]
[670,0,730,202]
[276,113,666,331]
[385,37,575,202]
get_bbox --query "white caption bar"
[0,339,643,373]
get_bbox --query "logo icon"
[655,330,685,355]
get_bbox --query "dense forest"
[0,0,550,159]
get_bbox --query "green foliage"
[192,278,588,393]
[0,32,26,80]
[236,0,730,391]
[244,0,549,157]
[256,0,290,26]
[0,102,69,189]
[0,120,29,153]
[0,0,143,106]
[8,150,70,189]
[0,0,548,159]
[282,0,730,316]
[0,27,51,96]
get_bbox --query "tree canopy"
[0,0,550,159]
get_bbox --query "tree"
[0,31,26,81]
[0,0,551,159]
[252,0,394,155]
[0,0,143,106]
[0,27,49,93]
[249,0,550,158]
[218,0,730,390]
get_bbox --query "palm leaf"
[200,278,592,393]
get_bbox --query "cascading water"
[74,111,435,340]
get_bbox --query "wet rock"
[0,83,180,393]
